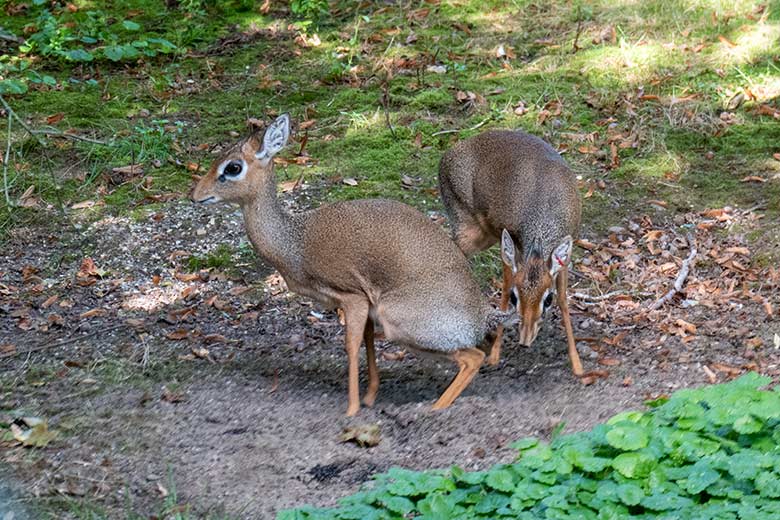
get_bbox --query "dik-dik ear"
[550,236,573,276]
[500,229,517,274]
[256,113,290,164]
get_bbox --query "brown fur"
[438,129,583,375]
[190,116,516,416]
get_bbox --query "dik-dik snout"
[189,114,290,206]
[501,230,572,348]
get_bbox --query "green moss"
[187,243,235,271]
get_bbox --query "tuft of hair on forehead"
[521,255,547,289]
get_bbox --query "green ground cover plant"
[283,373,780,519]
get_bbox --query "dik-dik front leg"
[343,300,369,416]
[487,262,513,365]
[556,267,583,376]
[432,348,486,410]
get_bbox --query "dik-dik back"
[439,130,581,251]
[438,129,584,375]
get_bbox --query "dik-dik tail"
[484,307,518,335]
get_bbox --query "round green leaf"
[755,471,780,498]
[122,20,141,31]
[486,469,516,492]
[0,79,28,95]
[617,484,644,506]
[381,495,414,515]
[684,461,720,494]
[104,45,124,61]
[612,452,656,479]
[63,49,94,62]
[734,415,763,434]
[606,424,649,451]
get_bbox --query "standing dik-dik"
[190,114,515,416]
[438,129,583,376]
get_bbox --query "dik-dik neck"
[240,173,303,273]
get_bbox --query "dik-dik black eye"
[223,161,243,176]
[509,289,518,307]
[543,292,554,309]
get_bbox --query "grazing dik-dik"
[190,114,516,416]
[438,129,583,376]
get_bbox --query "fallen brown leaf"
[46,112,65,125]
[740,176,766,183]
[381,349,406,361]
[161,386,184,403]
[41,295,58,309]
[340,424,381,447]
[165,329,189,341]
[703,365,717,383]
[718,35,737,48]
[175,272,201,282]
[111,164,143,175]
[191,346,210,359]
[79,308,107,319]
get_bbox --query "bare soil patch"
[1,197,778,518]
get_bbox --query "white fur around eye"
[219,159,246,182]
[540,289,552,314]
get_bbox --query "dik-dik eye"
[509,288,519,307]
[218,160,245,183]
[223,161,243,176]
[543,292,554,309]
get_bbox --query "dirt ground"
[1,195,778,518]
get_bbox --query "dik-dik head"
[189,114,291,205]
[500,229,572,347]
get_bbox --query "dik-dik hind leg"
[454,223,494,257]
[556,268,583,377]
[343,300,370,416]
[362,319,379,407]
[432,348,485,410]
[487,263,513,366]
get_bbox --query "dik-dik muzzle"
[501,230,572,347]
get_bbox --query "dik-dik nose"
[518,321,539,347]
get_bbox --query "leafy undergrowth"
[284,373,780,519]
[1,0,779,244]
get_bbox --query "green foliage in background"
[282,373,780,519]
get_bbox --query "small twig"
[571,291,622,302]
[649,233,697,310]
[0,324,126,361]
[3,108,11,206]
[0,94,46,146]
[739,204,765,215]
[381,70,396,138]
[1,96,110,146]
[0,29,23,44]
[572,3,584,53]
[30,128,110,145]
[431,117,490,137]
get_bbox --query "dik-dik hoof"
[362,393,377,407]
[346,402,360,416]
[486,351,500,366]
